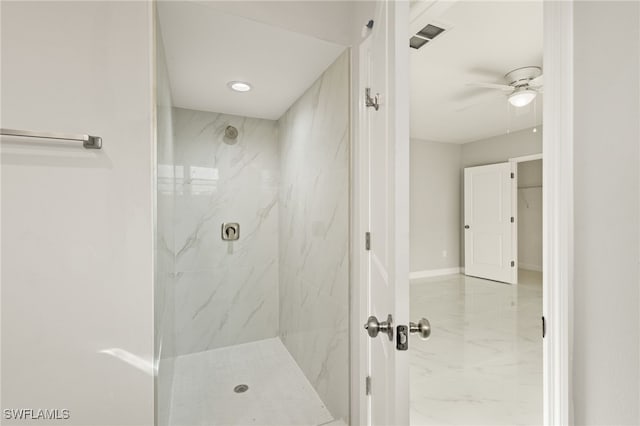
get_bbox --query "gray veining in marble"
[410,270,543,426]
[155,25,176,426]
[278,50,350,422]
[172,108,280,355]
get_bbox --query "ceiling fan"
[467,66,544,108]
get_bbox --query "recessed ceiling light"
[228,81,252,92]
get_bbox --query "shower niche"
[154,3,350,425]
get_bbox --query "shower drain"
[233,384,249,393]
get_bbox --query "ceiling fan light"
[508,88,537,107]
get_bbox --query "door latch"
[396,325,408,350]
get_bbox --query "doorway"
[407,1,544,424]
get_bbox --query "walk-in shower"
[154,3,350,425]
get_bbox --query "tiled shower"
[154,19,350,425]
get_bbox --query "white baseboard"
[409,267,461,281]
[518,262,543,272]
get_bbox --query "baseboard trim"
[409,267,461,281]
[518,262,543,272]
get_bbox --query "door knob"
[409,318,431,340]
[464,225,470,229]
[364,314,393,341]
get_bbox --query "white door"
[359,1,410,425]
[464,163,516,284]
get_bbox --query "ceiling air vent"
[410,36,428,49]
[410,24,446,50]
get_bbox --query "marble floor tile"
[410,270,542,426]
[169,337,335,426]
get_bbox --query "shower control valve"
[221,223,240,241]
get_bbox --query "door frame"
[351,1,573,425]
[510,153,544,285]
[542,2,573,424]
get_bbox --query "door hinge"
[542,316,546,338]
[511,216,515,223]
[511,260,515,267]
[511,172,515,179]
[365,376,372,395]
[365,232,371,251]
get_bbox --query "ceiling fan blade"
[529,74,544,87]
[455,92,505,112]
[466,82,513,92]
[467,66,506,80]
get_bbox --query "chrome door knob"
[409,318,431,340]
[364,314,393,341]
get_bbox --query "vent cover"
[418,24,445,39]
[410,36,428,49]
[410,23,446,50]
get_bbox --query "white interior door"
[359,1,410,425]
[464,163,516,284]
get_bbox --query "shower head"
[224,125,238,140]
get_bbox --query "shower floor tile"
[169,337,334,426]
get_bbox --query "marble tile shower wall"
[155,26,175,426]
[278,51,350,421]
[172,108,280,355]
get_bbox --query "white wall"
[409,128,542,274]
[279,51,350,422]
[461,127,542,168]
[518,160,543,271]
[573,1,640,424]
[410,139,461,273]
[1,2,154,425]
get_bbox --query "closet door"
[464,162,516,284]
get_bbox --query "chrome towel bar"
[0,128,102,149]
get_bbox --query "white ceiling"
[157,1,346,120]
[191,1,357,46]
[410,1,543,143]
